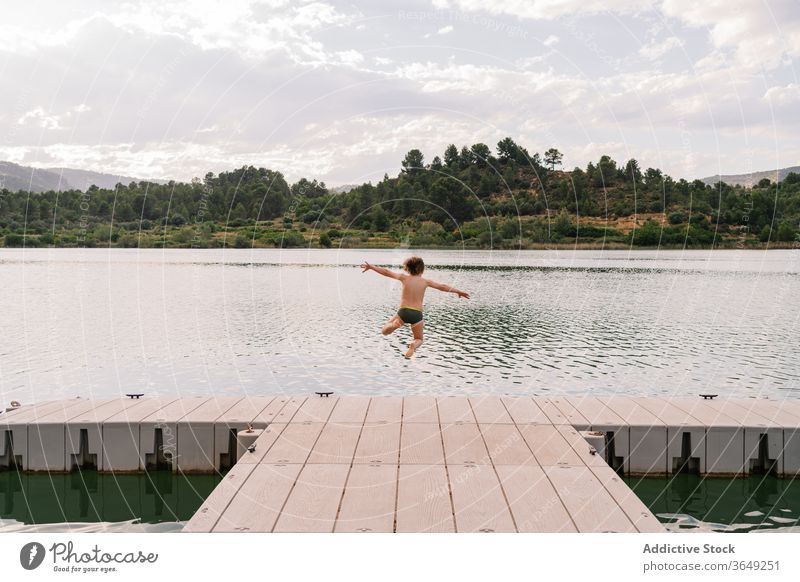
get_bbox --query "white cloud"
[17,108,62,130]
[437,25,454,35]
[661,0,800,70]
[542,35,559,46]
[639,36,684,60]
[431,0,656,20]
[763,83,800,107]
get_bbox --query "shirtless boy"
[360,256,470,358]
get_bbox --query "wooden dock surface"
[184,395,667,533]
[6,394,800,533]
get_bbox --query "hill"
[1,140,799,249]
[0,161,166,192]
[701,165,800,187]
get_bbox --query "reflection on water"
[0,470,219,528]
[0,248,798,401]
[624,473,800,532]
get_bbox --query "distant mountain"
[329,183,359,194]
[0,161,168,193]
[701,165,800,187]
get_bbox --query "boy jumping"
[361,256,470,358]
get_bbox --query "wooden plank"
[724,399,800,427]
[495,465,576,532]
[399,423,444,464]
[563,396,625,426]
[327,396,370,423]
[502,397,550,424]
[402,396,438,423]
[352,422,400,464]
[630,397,704,426]
[479,424,536,466]
[335,464,397,532]
[448,464,515,532]
[251,396,295,424]
[260,422,325,464]
[596,396,664,426]
[469,396,513,423]
[678,398,779,427]
[307,423,362,464]
[142,397,211,423]
[544,465,637,532]
[517,424,581,466]
[667,398,742,427]
[183,462,260,532]
[395,465,454,532]
[534,399,573,425]
[544,398,590,428]
[441,423,490,465]
[554,425,610,468]
[763,398,800,418]
[265,397,306,423]
[291,396,339,423]
[181,396,243,423]
[365,397,403,423]
[34,398,115,423]
[103,397,179,424]
[588,465,664,532]
[66,398,147,423]
[437,396,475,423]
[213,396,275,424]
[212,464,302,532]
[236,424,290,464]
[0,400,58,423]
[272,464,350,532]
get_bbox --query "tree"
[429,177,474,222]
[554,208,574,237]
[477,174,497,198]
[291,178,327,198]
[777,221,796,241]
[643,168,663,189]
[430,156,443,171]
[596,155,618,187]
[401,149,425,173]
[459,146,471,169]
[370,205,390,231]
[496,137,519,162]
[470,143,491,166]
[443,144,460,167]
[544,148,563,170]
[319,232,332,248]
[623,159,642,183]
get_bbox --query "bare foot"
[404,342,418,359]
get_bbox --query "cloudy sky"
[1,0,798,185]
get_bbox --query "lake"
[1,248,798,403]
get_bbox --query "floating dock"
[3,395,800,532]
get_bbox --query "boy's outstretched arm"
[361,261,404,280]
[426,279,470,299]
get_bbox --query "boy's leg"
[404,321,424,358]
[382,314,404,336]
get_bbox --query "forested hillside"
[1,138,798,249]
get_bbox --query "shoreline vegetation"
[2,140,799,250]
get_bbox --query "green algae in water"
[0,470,222,526]
[625,473,800,532]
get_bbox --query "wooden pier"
[4,394,800,532]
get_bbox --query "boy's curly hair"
[403,256,425,275]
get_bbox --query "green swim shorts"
[397,306,423,325]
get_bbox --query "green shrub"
[668,211,687,225]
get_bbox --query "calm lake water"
[1,248,798,403]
